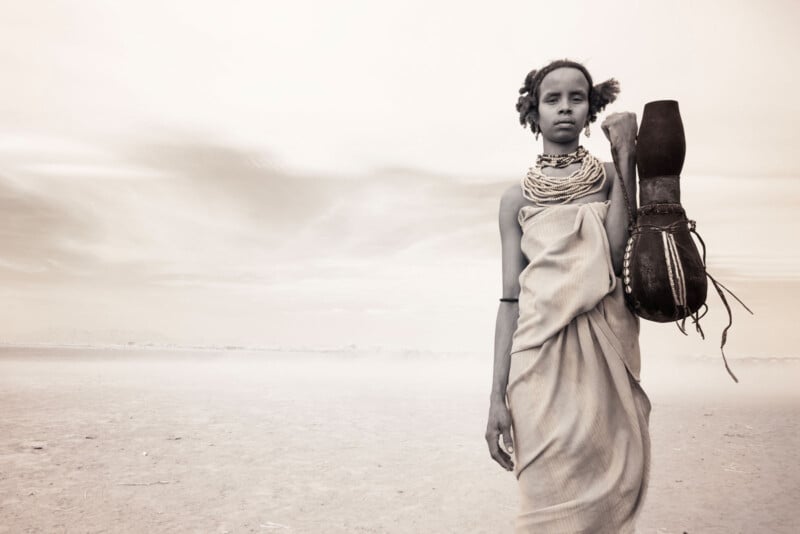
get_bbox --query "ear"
[591,78,620,115]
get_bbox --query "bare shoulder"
[499,183,524,225]
[500,182,524,209]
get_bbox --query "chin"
[548,133,580,144]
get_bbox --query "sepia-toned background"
[1,1,798,532]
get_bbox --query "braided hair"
[516,59,620,135]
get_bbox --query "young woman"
[485,59,652,533]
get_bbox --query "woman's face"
[536,67,590,143]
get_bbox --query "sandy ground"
[1,348,798,534]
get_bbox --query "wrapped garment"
[507,200,651,533]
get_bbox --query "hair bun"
[520,69,538,95]
[590,78,620,117]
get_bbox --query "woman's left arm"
[601,112,639,276]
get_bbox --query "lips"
[555,120,575,125]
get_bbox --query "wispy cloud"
[0,133,504,287]
[1,132,795,348]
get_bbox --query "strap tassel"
[689,227,755,383]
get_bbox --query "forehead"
[539,67,590,95]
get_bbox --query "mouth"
[555,120,575,126]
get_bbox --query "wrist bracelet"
[499,298,519,302]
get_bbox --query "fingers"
[606,111,634,120]
[494,445,514,472]
[602,112,637,131]
[601,116,614,141]
[600,113,626,137]
[501,427,514,456]
[602,111,633,126]
[602,112,638,145]
[486,428,514,472]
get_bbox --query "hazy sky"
[0,1,797,350]
[3,0,799,176]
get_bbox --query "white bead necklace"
[521,149,606,206]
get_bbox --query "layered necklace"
[521,145,606,205]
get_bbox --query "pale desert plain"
[1,154,798,534]
[2,2,800,532]
[1,287,799,534]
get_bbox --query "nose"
[559,99,572,114]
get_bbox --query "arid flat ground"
[1,348,798,533]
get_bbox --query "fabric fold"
[506,200,651,534]
[511,201,617,354]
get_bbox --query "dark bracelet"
[499,297,519,302]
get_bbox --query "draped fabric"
[506,200,651,534]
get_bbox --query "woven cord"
[611,139,754,382]
[580,138,752,382]
[608,143,636,232]
[688,227,755,383]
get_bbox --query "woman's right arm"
[485,185,527,471]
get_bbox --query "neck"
[541,139,580,155]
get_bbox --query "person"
[484,59,652,533]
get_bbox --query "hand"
[485,399,515,472]
[601,111,638,149]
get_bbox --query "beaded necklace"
[521,146,606,206]
[537,145,588,169]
